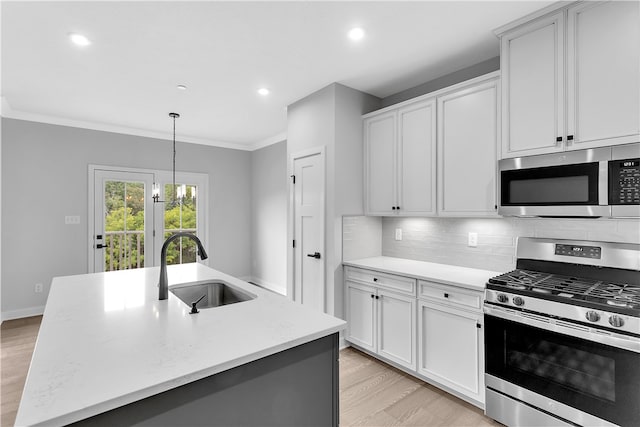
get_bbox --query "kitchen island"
[15,263,345,426]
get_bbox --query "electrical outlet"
[35,283,44,293]
[395,228,403,241]
[468,232,478,247]
[65,215,81,225]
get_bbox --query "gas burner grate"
[489,269,640,308]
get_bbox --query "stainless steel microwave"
[498,143,640,218]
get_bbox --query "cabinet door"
[418,300,484,403]
[567,1,640,149]
[501,11,565,158]
[397,99,437,216]
[377,290,417,370]
[364,112,396,215]
[345,282,376,352]
[438,79,498,216]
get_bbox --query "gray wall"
[380,57,500,108]
[1,118,252,318]
[250,140,287,294]
[287,83,380,318]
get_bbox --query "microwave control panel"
[609,158,640,205]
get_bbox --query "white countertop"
[15,264,345,427]
[343,256,502,291]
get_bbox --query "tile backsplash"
[343,216,640,272]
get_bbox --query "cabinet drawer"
[418,281,482,311]
[346,267,416,295]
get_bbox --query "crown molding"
[0,99,288,152]
[251,132,287,151]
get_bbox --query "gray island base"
[72,333,338,426]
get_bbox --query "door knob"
[306,252,321,259]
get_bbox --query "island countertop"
[15,263,345,427]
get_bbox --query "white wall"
[1,118,252,319]
[249,140,287,294]
[287,83,380,318]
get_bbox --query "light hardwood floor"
[1,317,500,427]
[340,347,500,426]
[1,316,42,427]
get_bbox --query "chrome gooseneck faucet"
[158,232,208,300]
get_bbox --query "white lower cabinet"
[345,265,486,407]
[345,267,417,371]
[417,300,484,404]
[377,289,416,369]
[346,282,376,352]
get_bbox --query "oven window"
[485,314,640,426]
[508,339,615,401]
[501,162,599,206]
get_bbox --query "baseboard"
[339,336,349,350]
[2,305,45,321]
[244,276,286,296]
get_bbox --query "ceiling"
[1,1,553,151]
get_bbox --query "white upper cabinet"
[364,111,396,215]
[437,77,499,216]
[500,11,565,157]
[364,99,436,216]
[566,1,640,149]
[397,100,437,216]
[498,1,640,158]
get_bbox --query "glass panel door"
[93,170,154,272]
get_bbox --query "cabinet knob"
[373,277,378,282]
[444,293,449,298]
[396,206,400,210]
[567,135,574,141]
[371,294,375,299]
[556,136,563,142]
[375,295,380,300]
[392,206,396,210]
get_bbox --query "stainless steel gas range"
[483,237,640,427]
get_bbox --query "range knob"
[497,293,509,303]
[585,311,600,322]
[609,315,625,328]
[513,296,525,307]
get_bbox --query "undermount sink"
[170,280,256,309]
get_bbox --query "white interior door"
[92,169,154,273]
[292,148,325,312]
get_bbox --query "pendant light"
[152,112,181,205]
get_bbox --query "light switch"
[468,232,478,247]
[65,215,81,225]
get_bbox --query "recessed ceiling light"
[258,88,270,96]
[348,27,365,41]
[68,33,91,47]
[176,84,187,91]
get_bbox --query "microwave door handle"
[599,161,608,206]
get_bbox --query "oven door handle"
[484,304,640,354]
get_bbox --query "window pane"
[104,180,146,271]
[164,183,198,266]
